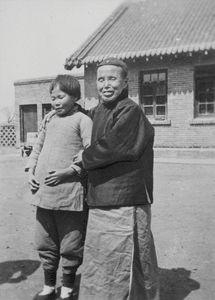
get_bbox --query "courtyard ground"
[0,151,214,300]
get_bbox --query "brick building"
[14,75,84,147]
[64,0,215,148]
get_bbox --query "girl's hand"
[28,172,40,193]
[44,168,75,186]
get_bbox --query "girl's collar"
[56,103,79,117]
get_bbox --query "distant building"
[64,0,215,148]
[14,74,84,147]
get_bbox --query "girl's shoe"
[33,290,56,300]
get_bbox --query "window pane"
[199,104,206,114]
[158,72,166,81]
[156,105,166,116]
[197,80,213,92]
[156,82,166,95]
[198,81,206,92]
[143,96,153,105]
[156,96,166,105]
[207,104,214,113]
[198,93,207,103]
[144,106,153,115]
[143,74,151,82]
[143,84,153,95]
[207,93,214,102]
[151,73,158,82]
[205,81,213,91]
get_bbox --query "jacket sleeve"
[24,123,46,172]
[79,114,93,148]
[69,114,93,176]
[83,104,154,170]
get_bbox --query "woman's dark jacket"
[82,94,155,208]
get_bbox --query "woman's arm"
[82,105,154,170]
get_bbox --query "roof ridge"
[65,2,128,69]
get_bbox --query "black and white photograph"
[0,0,215,299]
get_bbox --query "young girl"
[25,75,92,300]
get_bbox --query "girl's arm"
[25,119,47,192]
[24,125,46,173]
[28,168,40,193]
[79,114,93,149]
[72,114,93,168]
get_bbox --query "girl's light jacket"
[25,110,92,211]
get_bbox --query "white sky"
[0,0,124,111]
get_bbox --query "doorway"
[20,105,37,143]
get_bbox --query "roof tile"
[65,0,215,69]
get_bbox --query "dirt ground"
[0,152,214,300]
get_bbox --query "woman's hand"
[44,168,75,186]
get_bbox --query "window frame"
[194,65,215,118]
[139,69,168,120]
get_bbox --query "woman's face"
[50,84,76,116]
[97,65,127,103]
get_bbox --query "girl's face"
[50,85,76,116]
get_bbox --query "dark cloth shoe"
[33,290,56,300]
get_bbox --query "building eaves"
[66,41,215,68]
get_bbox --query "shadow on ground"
[58,267,200,300]
[0,262,200,300]
[159,267,200,300]
[0,260,40,284]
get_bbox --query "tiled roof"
[65,0,215,69]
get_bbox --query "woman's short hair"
[97,57,128,78]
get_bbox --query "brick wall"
[84,52,215,148]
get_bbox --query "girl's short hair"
[49,74,81,100]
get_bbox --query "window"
[42,104,52,119]
[195,65,215,117]
[140,70,167,120]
